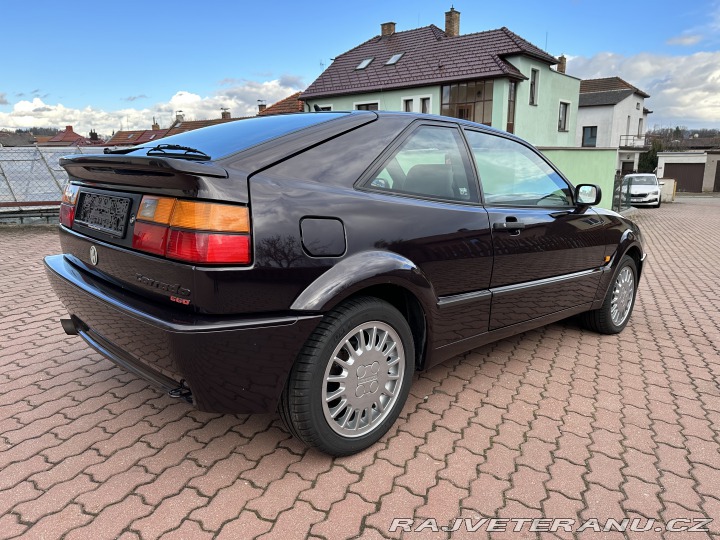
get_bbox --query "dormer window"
[386,53,404,65]
[356,58,374,70]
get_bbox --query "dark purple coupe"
[46,111,645,455]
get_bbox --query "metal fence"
[0,146,107,221]
[612,173,632,213]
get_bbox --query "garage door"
[663,163,705,192]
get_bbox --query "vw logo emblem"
[89,245,98,266]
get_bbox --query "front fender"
[290,250,436,312]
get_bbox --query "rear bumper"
[44,254,322,413]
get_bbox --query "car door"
[463,129,608,330]
[361,122,494,346]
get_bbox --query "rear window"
[124,113,349,160]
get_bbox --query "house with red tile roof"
[105,129,171,147]
[37,125,104,147]
[164,110,251,137]
[258,92,304,116]
[300,7,580,147]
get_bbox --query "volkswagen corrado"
[45,111,645,455]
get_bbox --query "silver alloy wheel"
[610,266,635,326]
[322,321,405,438]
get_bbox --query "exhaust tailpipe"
[60,318,78,336]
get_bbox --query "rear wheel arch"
[344,284,427,371]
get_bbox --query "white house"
[575,77,651,174]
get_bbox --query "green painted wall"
[305,86,441,114]
[509,56,580,148]
[540,147,619,210]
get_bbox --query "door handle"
[493,221,525,231]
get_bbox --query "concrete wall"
[510,56,580,148]
[538,147,619,210]
[703,151,720,192]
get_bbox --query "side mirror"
[575,184,602,206]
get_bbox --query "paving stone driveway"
[1,196,719,539]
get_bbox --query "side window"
[366,125,478,203]
[464,129,572,206]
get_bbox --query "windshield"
[120,113,349,160]
[623,175,657,186]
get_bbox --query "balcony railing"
[619,135,648,148]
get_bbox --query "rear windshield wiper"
[145,144,211,161]
[104,146,148,155]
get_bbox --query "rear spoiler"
[60,154,228,179]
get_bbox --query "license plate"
[76,192,131,237]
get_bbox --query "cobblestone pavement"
[1,197,719,539]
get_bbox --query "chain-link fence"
[0,146,107,222]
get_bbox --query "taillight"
[132,222,169,256]
[60,183,79,228]
[132,196,251,265]
[167,230,250,264]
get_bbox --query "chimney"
[89,129,98,141]
[557,55,567,74]
[151,116,160,130]
[381,22,396,36]
[175,111,184,122]
[445,7,460,37]
[65,125,73,132]
[258,101,266,113]
[221,108,231,119]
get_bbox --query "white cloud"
[568,51,720,127]
[666,34,703,46]
[0,78,304,138]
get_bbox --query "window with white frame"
[530,69,539,105]
[356,102,379,111]
[558,102,569,132]
[403,99,413,112]
[421,97,430,114]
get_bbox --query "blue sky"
[2,0,719,135]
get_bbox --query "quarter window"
[464,129,572,206]
[366,125,478,203]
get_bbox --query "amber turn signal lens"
[170,200,249,233]
[138,196,175,224]
[61,183,80,205]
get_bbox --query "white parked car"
[623,173,662,208]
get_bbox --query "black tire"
[580,255,638,334]
[279,297,415,456]
[654,199,662,209]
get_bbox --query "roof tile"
[301,25,557,100]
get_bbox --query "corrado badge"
[135,273,191,305]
